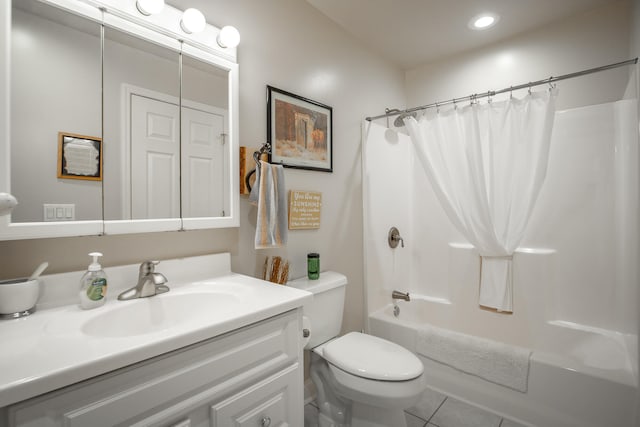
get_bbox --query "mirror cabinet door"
[11,0,102,223]
[102,27,180,222]
[181,54,230,219]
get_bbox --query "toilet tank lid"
[287,271,347,294]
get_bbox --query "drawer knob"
[261,416,271,427]
[302,328,310,338]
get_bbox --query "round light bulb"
[136,0,164,16]
[468,13,499,30]
[217,26,240,48]
[180,8,206,34]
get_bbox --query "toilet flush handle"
[261,416,271,427]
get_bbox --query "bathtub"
[369,299,638,427]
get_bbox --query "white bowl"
[0,278,40,317]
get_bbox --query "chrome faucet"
[117,261,169,301]
[392,290,410,301]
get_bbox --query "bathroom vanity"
[0,253,311,426]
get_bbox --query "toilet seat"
[322,332,424,381]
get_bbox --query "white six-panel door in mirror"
[102,27,180,222]
[131,95,180,219]
[181,54,229,219]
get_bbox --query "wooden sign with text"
[288,190,322,230]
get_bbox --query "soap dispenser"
[79,252,108,310]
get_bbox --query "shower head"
[393,111,417,127]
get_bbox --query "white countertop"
[0,254,312,408]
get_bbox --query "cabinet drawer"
[8,310,301,427]
[211,364,302,427]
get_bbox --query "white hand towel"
[250,160,288,249]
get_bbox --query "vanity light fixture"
[217,25,240,48]
[180,8,206,34]
[468,13,500,30]
[135,0,164,16]
[0,193,18,216]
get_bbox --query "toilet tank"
[288,271,347,348]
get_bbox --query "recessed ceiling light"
[469,13,500,30]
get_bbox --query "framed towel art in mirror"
[267,86,332,172]
[57,132,102,181]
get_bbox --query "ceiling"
[306,0,617,69]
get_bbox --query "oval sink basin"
[82,292,240,338]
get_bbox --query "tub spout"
[392,290,410,301]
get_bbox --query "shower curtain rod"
[365,57,638,122]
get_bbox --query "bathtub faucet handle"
[388,227,405,248]
[392,290,410,301]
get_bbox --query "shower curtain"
[403,90,557,312]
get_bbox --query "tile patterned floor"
[303,386,528,427]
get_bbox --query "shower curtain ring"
[510,86,513,99]
[528,83,532,95]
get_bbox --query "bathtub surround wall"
[363,0,634,318]
[406,0,637,336]
[0,0,405,335]
[364,95,639,427]
[366,97,639,333]
[364,0,639,424]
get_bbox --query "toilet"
[289,272,425,427]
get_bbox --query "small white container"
[0,278,40,319]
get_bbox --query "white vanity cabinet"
[3,310,303,427]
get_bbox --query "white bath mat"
[417,325,532,392]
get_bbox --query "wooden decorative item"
[288,190,321,230]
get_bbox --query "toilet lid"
[323,332,424,381]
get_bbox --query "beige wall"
[405,0,632,112]
[0,0,406,334]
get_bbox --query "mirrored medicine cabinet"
[0,0,239,240]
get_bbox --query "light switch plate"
[43,204,75,221]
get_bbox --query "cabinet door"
[211,364,302,427]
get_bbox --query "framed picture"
[57,132,102,181]
[267,86,332,172]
